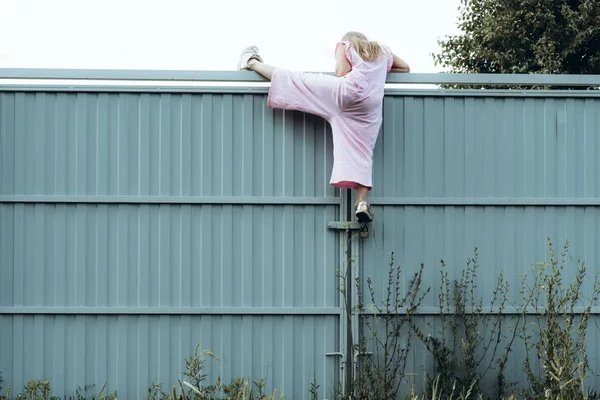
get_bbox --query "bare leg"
[357,184,369,204]
[248,59,275,81]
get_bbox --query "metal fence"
[1,70,600,398]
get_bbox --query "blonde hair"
[341,31,383,61]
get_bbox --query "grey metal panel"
[359,314,588,396]
[0,315,339,399]
[0,92,337,198]
[2,69,600,86]
[4,78,600,398]
[373,96,600,199]
[0,86,342,398]
[361,90,600,396]
[0,204,338,309]
[362,206,600,306]
[361,205,600,396]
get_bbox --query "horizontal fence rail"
[356,307,600,316]
[0,307,344,316]
[2,306,597,316]
[1,69,600,86]
[5,196,600,207]
[0,195,342,205]
[2,85,600,98]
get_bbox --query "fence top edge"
[1,69,600,86]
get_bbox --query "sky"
[0,0,462,74]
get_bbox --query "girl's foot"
[237,46,263,70]
[355,201,374,222]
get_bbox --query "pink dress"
[267,41,394,190]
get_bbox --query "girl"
[237,32,410,222]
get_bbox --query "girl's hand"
[390,54,410,73]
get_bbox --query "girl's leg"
[248,59,275,81]
[356,184,369,203]
[355,184,374,222]
[238,46,342,119]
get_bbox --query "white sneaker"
[237,46,263,70]
[355,201,374,222]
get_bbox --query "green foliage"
[0,345,280,400]
[309,375,320,400]
[338,237,600,399]
[518,239,600,399]
[354,253,429,399]
[3,239,600,400]
[3,379,117,400]
[405,239,600,400]
[18,380,57,400]
[433,0,600,87]
[69,383,118,400]
[410,249,513,399]
[180,344,222,398]
[0,374,10,400]
[404,375,484,400]
[146,345,281,400]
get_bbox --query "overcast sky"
[0,0,461,73]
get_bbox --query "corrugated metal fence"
[364,91,600,396]
[1,70,600,398]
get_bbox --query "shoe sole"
[356,211,373,223]
[238,46,261,70]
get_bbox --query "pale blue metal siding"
[3,72,600,399]
[0,91,341,399]
[374,96,600,199]
[0,314,338,398]
[367,94,600,301]
[0,92,336,198]
[362,93,600,395]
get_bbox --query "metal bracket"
[327,221,369,238]
[327,221,362,230]
[326,352,346,371]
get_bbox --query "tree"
[434,0,600,78]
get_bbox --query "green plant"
[184,345,221,396]
[432,0,600,89]
[518,239,600,400]
[412,249,512,399]
[0,374,116,400]
[249,378,267,399]
[354,252,429,399]
[147,382,163,400]
[17,380,58,400]
[0,374,11,400]
[69,383,117,400]
[309,375,320,400]
[222,378,277,400]
[419,375,478,400]
[148,344,222,399]
[146,345,282,400]
[335,238,600,399]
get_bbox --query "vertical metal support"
[356,220,366,388]
[345,194,353,395]
[347,191,361,397]
[328,189,367,397]
[331,191,352,398]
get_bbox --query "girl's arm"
[335,44,352,77]
[390,54,410,73]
